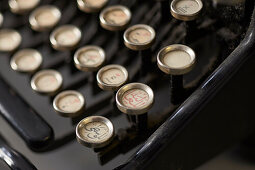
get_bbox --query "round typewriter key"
[31,69,63,94]
[124,24,156,51]
[50,25,82,51]
[99,5,131,31]
[0,13,3,27]
[0,29,21,52]
[53,90,85,117]
[9,0,40,14]
[116,83,154,131]
[157,44,196,104]
[10,49,42,73]
[74,46,105,72]
[116,83,154,115]
[29,5,61,32]
[170,0,203,21]
[157,44,195,75]
[97,65,128,91]
[77,0,108,13]
[76,116,114,148]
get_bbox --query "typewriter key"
[77,0,108,13]
[31,69,63,94]
[116,83,154,131]
[0,13,3,27]
[53,90,85,117]
[170,0,203,21]
[10,49,42,73]
[97,65,128,91]
[124,24,156,51]
[74,46,105,72]
[29,5,61,32]
[0,29,21,52]
[157,44,196,104]
[50,25,82,51]
[76,116,114,148]
[99,5,131,31]
[9,0,40,14]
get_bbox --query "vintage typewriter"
[0,0,255,169]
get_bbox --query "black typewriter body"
[0,0,255,170]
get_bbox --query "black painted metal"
[0,77,54,151]
[0,134,37,170]
[117,4,255,170]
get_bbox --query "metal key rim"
[170,0,203,21]
[99,5,131,31]
[10,48,42,73]
[50,25,82,51]
[9,0,40,14]
[53,90,85,117]
[116,83,154,115]
[77,0,108,13]
[29,5,61,32]
[97,64,128,91]
[31,69,63,94]
[124,24,156,51]
[76,116,115,148]
[74,45,105,72]
[157,44,196,75]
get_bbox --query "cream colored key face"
[101,68,125,85]
[97,65,128,91]
[157,44,196,75]
[0,29,21,52]
[163,50,192,69]
[124,24,156,50]
[129,28,151,44]
[58,94,82,112]
[31,70,63,94]
[122,89,149,109]
[10,49,42,72]
[74,46,105,71]
[100,5,131,31]
[80,121,110,143]
[171,0,203,21]
[105,9,128,25]
[79,50,102,66]
[76,116,114,148]
[53,90,85,117]
[30,5,61,31]
[175,0,200,15]
[50,25,81,50]
[9,0,40,14]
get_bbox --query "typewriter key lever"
[77,0,108,13]
[76,116,115,148]
[116,83,154,132]
[53,90,85,117]
[157,44,196,104]
[124,24,156,76]
[170,0,203,44]
[97,64,128,113]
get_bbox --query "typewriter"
[0,0,255,169]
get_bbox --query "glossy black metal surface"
[0,134,37,170]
